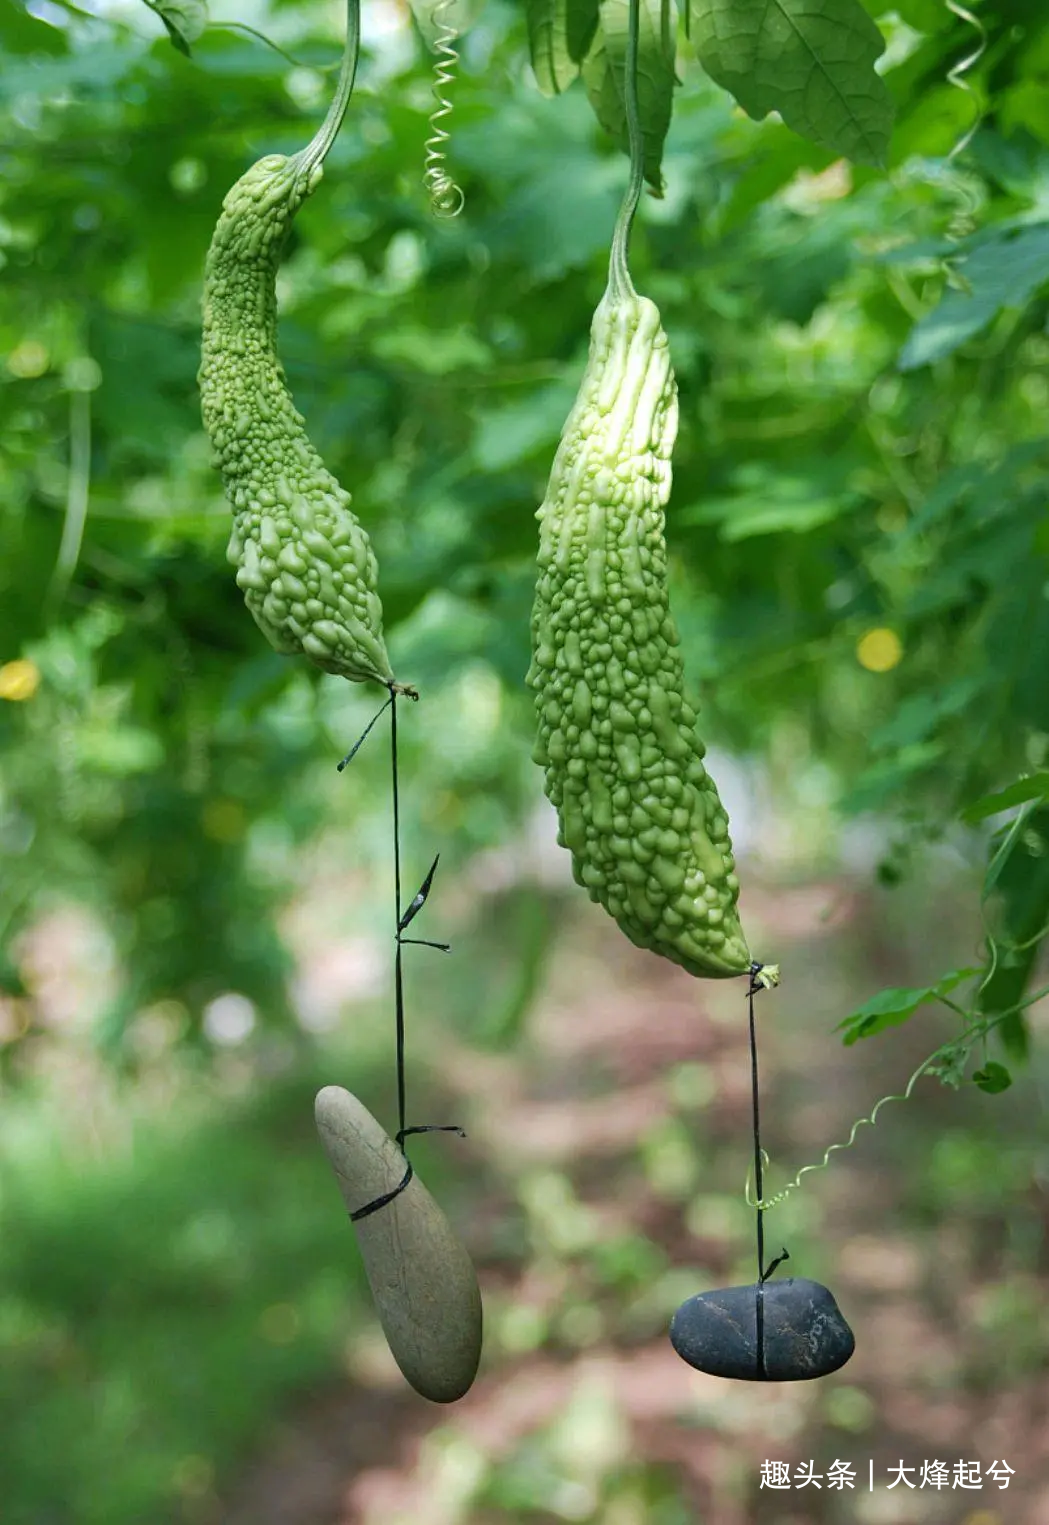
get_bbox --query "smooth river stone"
[669,1277,855,1382]
[315,1085,483,1403]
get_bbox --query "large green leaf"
[979,806,1049,1061]
[0,0,68,53]
[143,0,207,56]
[567,0,602,60]
[526,0,600,90]
[525,0,581,94]
[973,1061,1013,1094]
[688,0,893,166]
[898,225,1049,371]
[408,0,485,49]
[582,0,677,193]
[962,773,1049,825]
[837,967,977,1045]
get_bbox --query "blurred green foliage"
[2,0,1049,1060]
[2,6,1049,1514]
[0,1061,380,1525]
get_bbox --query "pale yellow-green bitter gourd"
[199,0,403,692]
[526,29,750,980]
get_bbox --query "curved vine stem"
[47,0,341,77]
[607,0,643,303]
[296,0,361,177]
[209,19,341,73]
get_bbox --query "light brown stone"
[315,1085,483,1403]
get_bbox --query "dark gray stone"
[669,1277,855,1382]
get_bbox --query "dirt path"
[218,872,1049,1525]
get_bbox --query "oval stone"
[315,1086,483,1403]
[669,1277,855,1382]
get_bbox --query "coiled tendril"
[422,0,465,218]
[940,0,988,240]
[944,0,988,167]
[745,1052,940,1212]
[893,1,987,256]
[747,802,1044,1213]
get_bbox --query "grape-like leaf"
[688,0,893,167]
[837,967,977,1045]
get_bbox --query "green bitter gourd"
[199,0,402,692]
[526,17,750,981]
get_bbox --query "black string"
[341,684,464,1224]
[351,1159,413,1221]
[336,694,392,771]
[391,689,408,1145]
[748,962,789,1377]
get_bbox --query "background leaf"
[582,0,677,193]
[408,0,485,48]
[979,806,1049,1061]
[525,0,580,95]
[688,0,894,165]
[566,0,601,60]
[962,773,1049,825]
[973,1060,1013,1093]
[898,225,1049,371]
[838,968,977,1045]
[144,0,207,55]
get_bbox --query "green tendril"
[748,805,1046,1212]
[944,0,988,166]
[746,1050,937,1211]
[745,998,1038,1212]
[209,20,342,74]
[422,0,466,218]
[935,0,989,244]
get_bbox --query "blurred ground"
[214,864,1049,1525]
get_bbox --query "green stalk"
[296,0,361,177]
[608,0,644,302]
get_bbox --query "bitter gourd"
[199,0,400,692]
[526,5,749,980]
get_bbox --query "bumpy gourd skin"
[527,286,750,979]
[199,154,395,689]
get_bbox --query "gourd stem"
[297,0,361,176]
[608,0,644,302]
